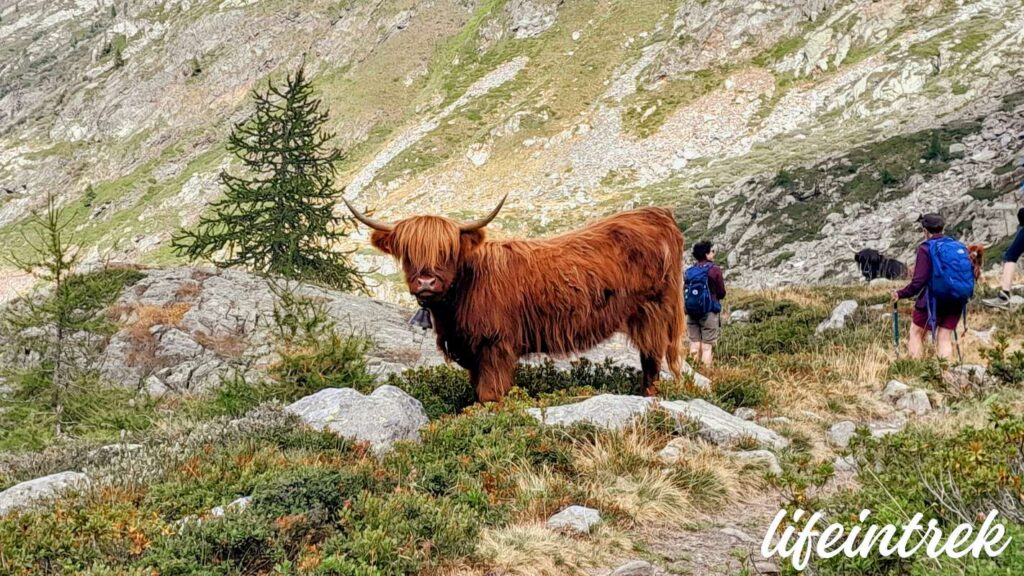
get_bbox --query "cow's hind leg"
[639,353,661,397]
[627,304,671,397]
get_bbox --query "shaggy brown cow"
[967,244,985,280]
[344,196,686,403]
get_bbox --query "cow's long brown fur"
[367,207,685,402]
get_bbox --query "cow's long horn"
[459,194,507,232]
[342,197,394,232]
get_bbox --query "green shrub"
[515,358,643,398]
[983,337,1024,386]
[375,359,646,420]
[248,467,348,521]
[141,512,282,576]
[711,373,770,410]
[323,492,479,575]
[271,331,374,401]
[717,300,824,359]
[372,365,474,420]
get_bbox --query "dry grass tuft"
[477,523,628,576]
[569,421,746,526]
[511,464,573,521]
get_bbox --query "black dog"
[854,249,908,281]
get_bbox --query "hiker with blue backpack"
[982,207,1024,309]
[890,213,975,360]
[685,241,726,368]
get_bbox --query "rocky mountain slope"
[1,0,1023,299]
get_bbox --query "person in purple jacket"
[890,213,960,360]
[686,241,727,368]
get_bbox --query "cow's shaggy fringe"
[369,207,686,402]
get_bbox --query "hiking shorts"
[1003,228,1024,263]
[911,301,962,331]
[687,312,720,344]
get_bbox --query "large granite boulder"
[0,471,88,517]
[527,394,655,429]
[660,399,789,449]
[285,385,429,453]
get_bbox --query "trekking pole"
[892,302,900,359]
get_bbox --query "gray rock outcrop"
[547,505,602,534]
[285,385,429,453]
[827,420,857,449]
[98,268,712,395]
[660,399,789,449]
[729,450,782,476]
[527,395,655,430]
[816,300,858,333]
[881,380,909,402]
[0,471,88,517]
[895,389,932,415]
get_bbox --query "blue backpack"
[684,263,721,317]
[925,237,974,332]
[926,237,975,303]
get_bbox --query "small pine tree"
[4,195,80,438]
[172,67,364,291]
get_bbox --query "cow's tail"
[665,303,684,382]
[665,236,685,383]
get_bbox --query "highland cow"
[967,244,985,280]
[854,249,908,281]
[344,196,686,403]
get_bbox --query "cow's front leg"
[474,346,517,404]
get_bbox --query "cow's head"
[343,196,506,304]
[854,249,881,280]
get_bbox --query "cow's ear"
[460,229,486,256]
[370,229,396,256]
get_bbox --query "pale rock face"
[660,399,789,449]
[895,389,932,415]
[547,505,602,534]
[527,395,656,430]
[2,0,1024,297]
[610,560,657,576]
[285,385,429,453]
[729,449,782,476]
[882,379,910,402]
[0,472,88,517]
[506,0,558,39]
[828,420,857,449]
[816,300,858,333]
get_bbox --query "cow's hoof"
[643,386,660,397]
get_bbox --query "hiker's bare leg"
[701,343,714,368]
[1000,261,1016,292]
[908,323,926,359]
[935,327,954,360]
[689,341,701,359]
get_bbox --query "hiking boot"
[981,290,1011,309]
